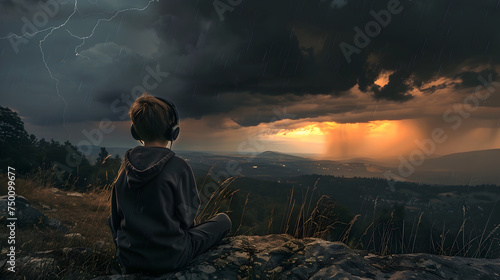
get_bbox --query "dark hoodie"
[109,146,200,274]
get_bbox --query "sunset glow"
[374,71,393,87]
[263,120,425,159]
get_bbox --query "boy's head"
[129,93,177,144]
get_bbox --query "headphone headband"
[155,97,179,127]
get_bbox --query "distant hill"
[255,151,310,162]
[406,149,500,186]
[422,149,500,172]
[77,145,216,163]
[77,146,500,186]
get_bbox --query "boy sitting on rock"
[108,93,232,275]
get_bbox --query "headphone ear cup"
[170,124,180,141]
[153,96,180,143]
[131,124,142,140]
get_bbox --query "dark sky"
[1,0,500,158]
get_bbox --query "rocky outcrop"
[92,234,500,280]
[0,195,66,230]
[0,247,96,279]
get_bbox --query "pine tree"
[0,106,34,172]
[0,106,30,143]
[97,147,109,165]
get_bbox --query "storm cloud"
[0,0,499,147]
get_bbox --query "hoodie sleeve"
[174,166,201,230]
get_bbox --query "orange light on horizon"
[275,120,399,138]
[275,122,337,137]
[265,119,424,159]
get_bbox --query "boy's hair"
[129,93,175,142]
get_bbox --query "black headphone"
[130,96,180,142]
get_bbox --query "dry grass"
[341,199,500,258]
[0,172,238,279]
[0,174,116,279]
[1,172,498,279]
[196,177,238,225]
[278,179,339,240]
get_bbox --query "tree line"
[0,106,121,190]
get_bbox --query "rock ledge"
[92,234,500,280]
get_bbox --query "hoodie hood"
[124,146,175,188]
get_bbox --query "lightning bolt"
[0,2,78,44]
[66,0,159,57]
[39,0,80,134]
[0,0,159,138]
